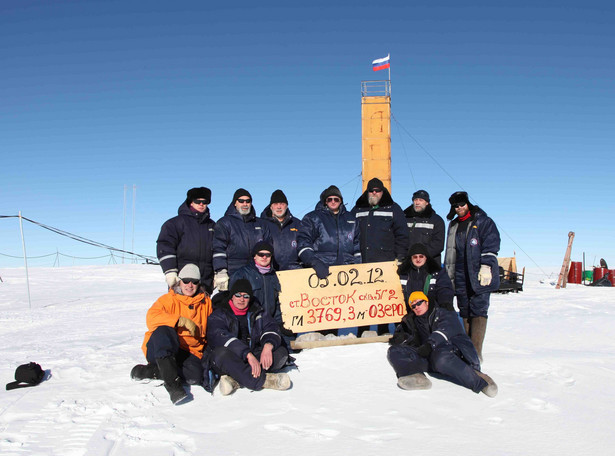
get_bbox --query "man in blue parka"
[387,291,497,397]
[443,191,500,361]
[207,279,290,395]
[260,189,303,271]
[156,187,216,293]
[212,188,271,291]
[297,185,361,280]
[398,243,454,310]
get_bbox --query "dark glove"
[417,343,433,358]
[312,259,330,279]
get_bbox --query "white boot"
[397,373,432,390]
[218,375,240,396]
[263,373,291,390]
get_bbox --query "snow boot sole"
[397,373,432,390]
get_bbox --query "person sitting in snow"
[131,263,213,405]
[387,291,498,397]
[207,279,291,395]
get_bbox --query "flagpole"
[388,53,391,96]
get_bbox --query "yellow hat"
[408,291,428,304]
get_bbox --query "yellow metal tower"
[361,80,391,192]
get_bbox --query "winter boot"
[475,370,498,398]
[470,316,487,362]
[262,373,291,391]
[156,356,188,405]
[218,375,240,396]
[130,363,159,382]
[463,318,470,336]
[397,373,432,390]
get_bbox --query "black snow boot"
[130,363,159,382]
[156,356,189,405]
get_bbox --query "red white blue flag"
[372,54,390,71]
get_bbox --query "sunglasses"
[181,278,200,285]
[234,292,250,299]
[453,202,467,208]
[256,252,272,258]
[368,188,383,193]
[193,199,208,205]
[410,300,426,310]
[237,198,252,204]
[326,197,341,203]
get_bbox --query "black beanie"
[367,178,385,192]
[252,241,274,257]
[412,189,430,202]
[186,187,211,205]
[320,185,343,204]
[230,279,253,296]
[270,189,288,205]
[408,243,430,257]
[232,188,252,203]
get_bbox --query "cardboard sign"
[277,261,406,332]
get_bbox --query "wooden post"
[556,232,575,289]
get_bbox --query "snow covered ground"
[1,264,614,456]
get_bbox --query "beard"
[368,195,381,206]
[237,207,251,216]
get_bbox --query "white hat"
[178,264,200,281]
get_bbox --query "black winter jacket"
[351,188,408,263]
[403,204,445,265]
[260,207,303,270]
[156,203,215,291]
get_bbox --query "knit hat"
[270,189,288,205]
[408,243,430,257]
[409,291,428,303]
[252,241,274,257]
[320,185,343,204]
[367,177,385,192]
[232,188,252,202]
[412,189,430,202]
[178,264,201,281]
[230,279,253,297]
[186,187,211,205]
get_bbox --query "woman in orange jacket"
[131,264,212,405]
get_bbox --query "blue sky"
[1,0,613,272]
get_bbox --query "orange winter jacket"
[141,289,212,359]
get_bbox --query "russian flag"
[372,54,390,71]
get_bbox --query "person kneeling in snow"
[131,264,213,405]
[207,279,291,395]
[387,291,498,397]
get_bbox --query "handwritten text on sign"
[276,261,406,332]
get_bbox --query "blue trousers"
[210,345,288,391]
[145,325,205,385]
[456,290,490,319]
[387,344,487,393]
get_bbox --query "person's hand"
[312,259,329,279]
[165,272,179,288]
[260,343,274,370]
[478,264,492,286]
[214,269,229,291]
[247,352,261,378]
[177,316,199,337]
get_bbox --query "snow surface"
[1,265,614,456]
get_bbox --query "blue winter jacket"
[398,254,454,310]
[212,204,272,277]
[206,297,283,361]
[297,201,361,266]
[260,207,303,270]
[351,188,408,263]
[230,262,282,324]
[391,302,480,371]
[156,203,215,291]
[444,207,500,294]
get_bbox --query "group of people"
[131,180,501,404]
